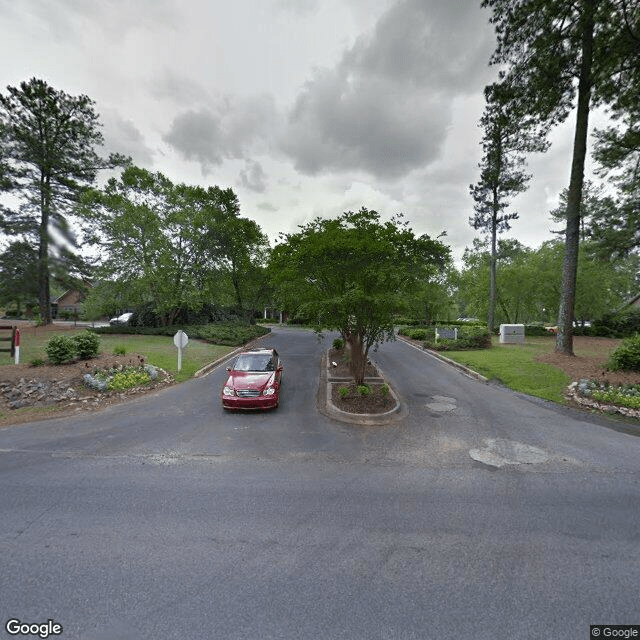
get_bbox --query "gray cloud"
[279,0,495,180]
[101,109,154,165]
[239,160,267,193]
[257,202,278,212]
[347,0,494,92]
[163,94,277,173]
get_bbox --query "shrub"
[423,326,491,351]
[93,322,270,346]
[591,309,640,338]
[338,386,349,398]
[607,334,640,371]
[405,328,430,340]
[333,338,345,350]
[30,358,45,367]
[72,331,101,360]
[380,383,390,396]
[357,384,371,396]
[525,324,551,336]
[113,345,126,355]
[45,335,76,364]
[398,326,434,340]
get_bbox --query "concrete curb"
[396,336,489,383]
[320,352,407,426]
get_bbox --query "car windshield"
[233,354,274,372]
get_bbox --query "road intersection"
[1,327,638,639]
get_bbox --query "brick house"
[51,289,87,319]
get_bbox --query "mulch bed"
[331,382,396,414]
[328,347,379,379]
[328,346,395,414]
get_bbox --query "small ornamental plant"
[576,379,640,410]
[72,331,101,360]
[45,335,76,364]
[607,334,640,372]
[83,364,159,392]
[356,384,371,397]
[338,386,350,398]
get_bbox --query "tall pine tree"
[470,83,547,331]
[482,0,640,354]
[0,78,125,323]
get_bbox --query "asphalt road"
[1,327,639,640]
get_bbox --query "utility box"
[499,324,525,344]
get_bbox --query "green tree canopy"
[269,208,449,383]
[83,165,269,325]
[0,240,39,314]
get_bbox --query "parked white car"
[109,312,133,326]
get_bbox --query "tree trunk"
[488,207,498,332]
[38,176,52,325]
[346,333,366,385]
[555,0,595,356]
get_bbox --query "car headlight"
[264,388,276,396]
[223,387,235,396]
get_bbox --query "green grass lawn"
[439,337,571,403]
[0,327,236,383]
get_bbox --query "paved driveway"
[1,327,638,639]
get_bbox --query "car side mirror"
[226,367,231,371]
[277,366,283,372]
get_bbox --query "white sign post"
[173,330,189,371]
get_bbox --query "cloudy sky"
[0,0,596,263]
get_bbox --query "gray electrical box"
[499,324,525,344]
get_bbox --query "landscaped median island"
[325,343,400,422]
[0,321,268,426]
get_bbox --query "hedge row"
[588,309,640,338]
[92,322,270,346]
[398,325,492,351]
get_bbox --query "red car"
[221,348,283,410]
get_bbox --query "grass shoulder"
[439,337,570,403]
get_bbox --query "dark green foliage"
[0,241,38,315]
[332,338,345,350]
[607,335,640,372]
[269,207,449,384]
[525,324,552,336]
[129,302,244,328]
[591,309,640,338]
[45,335,76,364]
[93,323,270,346]
[423,326,492,351]
[399,327,432,341]
[72,331,101,360]
[83,166,269,326]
